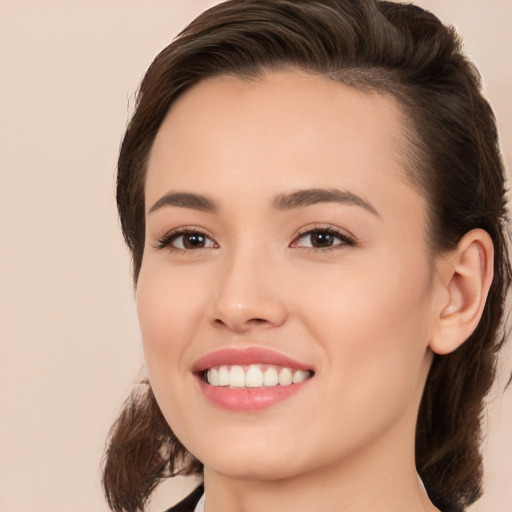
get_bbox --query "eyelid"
[153,226,218,251]
[152,224,355,252]
[290,224,356,249]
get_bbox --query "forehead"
[146,70,422,222]
[153,70,409,159]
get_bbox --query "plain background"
[0,1,511,511]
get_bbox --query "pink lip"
[192,347,312,373]
[192,347,314,412]
[197,379,310,411]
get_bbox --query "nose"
[209,248,288,333]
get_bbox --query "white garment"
[193,493,205,512]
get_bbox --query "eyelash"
[154,227,217,252]
[154,225,356,253]
[291,225,356,251]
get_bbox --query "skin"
[137,71,492,512]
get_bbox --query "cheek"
[135,262,208,383]
[135,261,214,445]
[298,258,433,397]
[300,271,433,459]
[300,256,432,336]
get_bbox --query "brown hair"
[103,1,511,511]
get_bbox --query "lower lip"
[197,377,311,411]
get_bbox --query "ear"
[429,229,494,355]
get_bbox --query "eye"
[291,227,355,250]
[155,229,217,251]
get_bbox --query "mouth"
[193,348,315,411]
[202,364,313,388]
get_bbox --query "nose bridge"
[211,240,287,331]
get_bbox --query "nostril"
[212,316,270,331]
[241,318,271,329]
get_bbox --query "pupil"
[311,232,333,247]
[184,233,205,249]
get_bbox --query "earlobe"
[429,229,494,355]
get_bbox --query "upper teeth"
[205,365,311,388]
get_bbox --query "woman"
[102,1,510,511]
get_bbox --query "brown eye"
[308,231,337,247]
[293,228,355,249]
[156,230,217,251]
[176,233,209,249]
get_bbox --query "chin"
[183,427,309,481]
[203,452,306,482]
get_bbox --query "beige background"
[0,1,510,511]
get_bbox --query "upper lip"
[192,347,313,373]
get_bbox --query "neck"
[202,427,439,512]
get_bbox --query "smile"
[193,348,315,411]
[205,364,312,388]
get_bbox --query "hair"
[103,1,511,511]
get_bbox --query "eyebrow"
[272,188,379,216]
[148,188,379,217]
[149,192,217,214]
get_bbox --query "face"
[137,71,441,482]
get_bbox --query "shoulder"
[164,485,204,512]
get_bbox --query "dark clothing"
[165,485,203,512]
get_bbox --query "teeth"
[218,365,230,386]
[263,367,279,386]
[209,367,219,386]
[246,365,264,387]
[278,367,293,386]
[292,370,309,384]
[205,364,312,388]
[229,365,246,388]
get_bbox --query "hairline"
[133,65,439,282]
